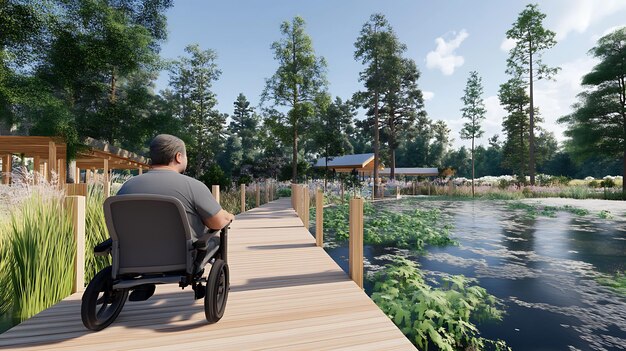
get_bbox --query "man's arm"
[203,209,235,230]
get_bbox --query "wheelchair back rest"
[104,195,194,278]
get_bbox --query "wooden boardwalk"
[0,197,416,351]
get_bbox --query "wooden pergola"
[0,136,150,195]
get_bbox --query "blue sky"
[154,0,626,148]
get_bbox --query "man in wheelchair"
[82,134,235,331]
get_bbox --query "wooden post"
[33,156,40,182]
[316,188,323,247]
[265,182,269,204]
[396,185,400,199]
[75,167,80,183]
[255,183,260,208]
[138,167,143,175]
[2,154,11,185]
[212,185,220,204]
[303,185,310,228]
[103,159,110,197]
[349,197,364,289]
[48,141,56,182]
[240,183,246,213]
[291,184,295,208]
[66,195,86,293]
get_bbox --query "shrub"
[588,180,600,188]
[200,164,231,191]
[601,178,616,188]
[277,187,291,198]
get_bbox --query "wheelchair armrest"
[94,238,112,256]
[193,230,220,251]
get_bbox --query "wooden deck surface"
[0,197,416,350]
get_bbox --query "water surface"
[324,198,626,350]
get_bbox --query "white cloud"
[533,56,598,143]
[500,38,516,52]
[591,24,626,42]
[426,29,469,76]
[554,0,626,40]
[423,91,435,101]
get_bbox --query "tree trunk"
[390,148,395,180]
[373,92,380,199]
[292,127,298,183]
[528,37,536,186]
[471,138,475,198]
[110,67,117,103]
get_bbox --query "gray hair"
[149,134,186,166]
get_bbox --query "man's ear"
[175,152,183,164]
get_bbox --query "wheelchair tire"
[81,266,128,331]
[204,259,229,323]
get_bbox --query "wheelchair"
[80,194,230,331]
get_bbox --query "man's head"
[149,134,187,173]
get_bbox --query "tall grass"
[84,185,111,282]
[0,191,75,324]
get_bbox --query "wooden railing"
[295,184,364,289]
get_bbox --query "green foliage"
[322,202,454,251]
[507,202,590,219]
[277,187,292,198]
[85,185,111,283]
[598,210,613,219]
[200,164,231,191]
[371,256,508,351]
[597,271,626,296]
[262,16,327,182]
[460,71,486,143]
[0,193,74,324]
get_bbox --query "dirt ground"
[521,198,626,218]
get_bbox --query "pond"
[323,198,626,350]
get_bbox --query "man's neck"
[150,165,180,173]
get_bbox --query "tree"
[430,120,452,167]
[460,71,486,197]
[499,78,540,183]
[559,27,626,196]
[505,3,559,185]
[262,16,327,183]
[230,93,260,166]
[169,44,224,177]
[381,58,425,179]
[311,95,355,189]
[354,14,405,196]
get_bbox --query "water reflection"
[325,198,626,350]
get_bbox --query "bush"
[237,174,253,185]
[588,180,600,188]
[277,187,291,198]
[200,164,231,190]
[601,178,616,188]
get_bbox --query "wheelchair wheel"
[81,266,128,331]
[204,259,229,323]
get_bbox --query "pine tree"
[460,71,486,197]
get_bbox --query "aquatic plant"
[597,271,626,296]
[371,256,509,351]
[319,202,454,251]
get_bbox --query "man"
[117,134,234,300]
[118,134,235,236]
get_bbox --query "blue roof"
[314,153,375,168]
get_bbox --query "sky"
[154,0,626,149]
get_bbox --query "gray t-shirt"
[117,169,222,240]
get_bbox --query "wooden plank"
[103,159,110,197]
[48,141,56,182]
[0,197,415,351]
